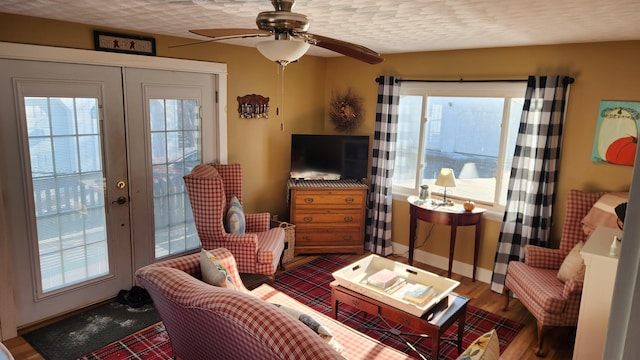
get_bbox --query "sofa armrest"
[245,212,270,232]
[136,248,248,293]
[562,278,584,298]
[524,245,565,269]
[142,252,201,277]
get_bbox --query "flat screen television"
[290,134,370,180]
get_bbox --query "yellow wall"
[1,12,637,273]
[323,43,637,270]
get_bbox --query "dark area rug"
[84,256,524,360]
[79,322,170,360]
[23,301,161,360]
[272,256,524,359]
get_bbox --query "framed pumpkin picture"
[592,100,640,166]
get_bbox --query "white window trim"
[394,81,527,220]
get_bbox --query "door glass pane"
[25,97,108,293]
[150,98,200,258]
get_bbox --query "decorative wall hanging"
[592,100,640,166]
[93,31,156,56]
[329,88,363,132]
[237,94,270,119]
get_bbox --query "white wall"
[603,143,640,359]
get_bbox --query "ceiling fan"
[188,0,384,65]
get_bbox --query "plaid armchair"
[503,189,604,356]
[184,163,285,282]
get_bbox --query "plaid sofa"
[136,248,411,360]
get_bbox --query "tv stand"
[288,179,368,255]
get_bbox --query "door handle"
[112,196,127,205]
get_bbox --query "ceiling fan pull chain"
[279,64,286,131]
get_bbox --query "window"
[393,82,526,209]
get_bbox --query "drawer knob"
[304,216,313,222]
[345,197,355,204]
[344,235,352,240]
[351,299,360,306]
[303,236,312,240]
[344,216,353,222]
[304,198,314,203]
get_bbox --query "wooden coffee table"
[330,281,469,359]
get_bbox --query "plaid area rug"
[271,256,524,359]
[81,256,524,360]
[79,323,171,360]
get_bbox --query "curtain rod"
[375,76,575,85]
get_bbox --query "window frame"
[393,81,527,214]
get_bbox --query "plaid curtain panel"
[490,75,572,294]
[365,76,400,256]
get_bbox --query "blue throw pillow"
[225,195,245,234]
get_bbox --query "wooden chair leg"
[267,273,276,285]
[502,285,511,311]
[535,322,550,357]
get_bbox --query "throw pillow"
[225,195,245,234]
[457,329,500,360]
[200,249,236,290]
[557,241,586,282]
[581,192,628,236]
[272,303,344,353]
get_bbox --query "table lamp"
[434,168,456,206]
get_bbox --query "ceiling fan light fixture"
[256,39,310,66]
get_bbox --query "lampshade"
[256,39,311,66]
[435,168,456,187]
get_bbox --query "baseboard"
[392,242,493,284]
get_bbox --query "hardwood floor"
[2,253,575,359]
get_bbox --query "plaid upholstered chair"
[502,189,604,357]
[184,163,285,283]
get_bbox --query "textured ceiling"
[2,0,640,59]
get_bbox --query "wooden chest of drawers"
[289,180,367,255]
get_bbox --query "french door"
[124,68,216,270]
[0,59,132,325]
[0,58,217,326]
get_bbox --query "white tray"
[332,254,460,317]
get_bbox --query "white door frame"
[0,42,228,339]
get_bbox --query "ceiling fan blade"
[168,36,260,49]
[305,34,384,64]
[190,28,271,38]
[171,30,271,49]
